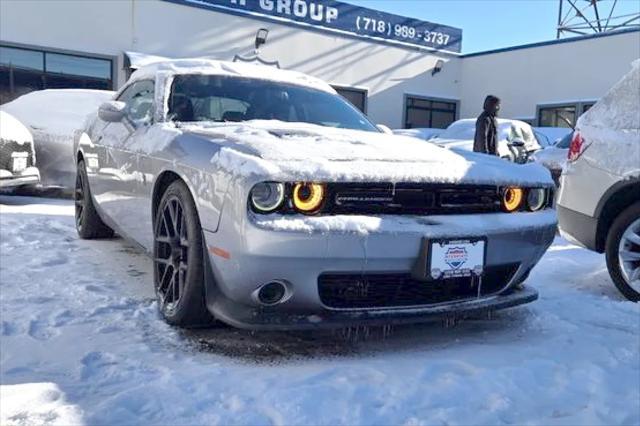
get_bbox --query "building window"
[332,86,367,113]
[539,105,576,128]
[404,96,457,129]
[537,101,597,128]
[0,45,113,104]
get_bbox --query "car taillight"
[567,132,584,162]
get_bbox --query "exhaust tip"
[256,281,288,306]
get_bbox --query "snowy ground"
[1,195,638,426]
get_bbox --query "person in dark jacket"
[473,95,501,155]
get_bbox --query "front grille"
[318,264,519,309]
[0,140,34,171]
[325,183,502,215]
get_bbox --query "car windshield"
[168,74,379,132]
[556,132,573,148]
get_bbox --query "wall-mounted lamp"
[432,59,444,76]
[255,28,269,50]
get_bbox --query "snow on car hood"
[179,120,552,186]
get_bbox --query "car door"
[91,80,155,245]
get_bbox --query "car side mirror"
[98,101,127,123]
[377,124,393,134]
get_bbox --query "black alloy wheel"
[154,195,189,315]
[153,180,212,326]
[75,160,113,239]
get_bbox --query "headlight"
[502,187,524,212]
[292,182,325,213]
[250,182,285,213]
[526,188,547,211]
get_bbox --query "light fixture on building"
[255,28,269,50]
[432,59,444,76]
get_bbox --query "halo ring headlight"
[502,187,524,212]
[250,182,285,213]
[292,182,325,214]
[527,188,547,211]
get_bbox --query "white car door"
[91,80,155,244]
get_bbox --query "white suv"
[557,60,640,301]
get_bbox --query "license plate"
[11,154,27,172]
[429,239,485,279]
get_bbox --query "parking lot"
[1,195,638,425]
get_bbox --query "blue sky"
[347,0,640,53]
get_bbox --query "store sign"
[164,0,462,53]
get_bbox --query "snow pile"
[0,196,638,425]
[0,111,33,145]
[0,383,83,426]
[1,89,114,137]
[191,120,553,185]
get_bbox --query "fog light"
[257,281,287,305]
[502,187,524,212]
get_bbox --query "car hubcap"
[618,217,640,293]
[154,196,188,313]
[75,172,84,230]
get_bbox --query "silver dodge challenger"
[74,60,557,329]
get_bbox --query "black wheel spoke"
[154,257,172,266]
[155,236,172,244]
[173,270,180,302]
[163,209,176,238]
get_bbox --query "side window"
[117,80,154,126]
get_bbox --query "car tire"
[605,202,640,302]
[153,180,212,327]
[75,160,114,239]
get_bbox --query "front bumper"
[203,210,557,330]
[0,167,41,188]
[207,283,539,330]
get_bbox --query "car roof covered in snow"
[0,110,33,145]
[1,89,115,137]
[130,59,336,94]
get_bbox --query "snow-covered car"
[1,89,115,189]
[530,132,573,186]
[393,128,442,141]
[0,111,40,188]
[432,119,544,163]
[74,59,557,329]
[558,60,640,301]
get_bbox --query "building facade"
[1,0,638,129]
